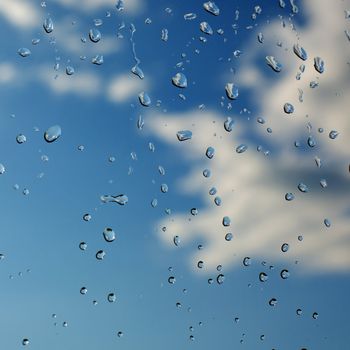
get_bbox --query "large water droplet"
[103,227,116,242]
[89,28,101,43]
[131,65,144,79]
[200,22,213,35]
[172,73,187,88]
[293,44,308,61]
[44,125,61,143]
[203,1,220,16]
[266,56,282,72]
[177,130,192,141]
[18,48,31,57]
[100,194,128,205]
[43,17,54,33]
[225,83,239,100]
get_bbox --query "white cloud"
[0,0,40,28]
[146,110,350,274]
[107,73,148,102]
[0,63,17,83]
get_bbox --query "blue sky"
[0,0,349,349]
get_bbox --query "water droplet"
[307,136,316,148]
[320,179,327,188]
[16,134,27,144]
[62,321,68,327]
[117,331,124,337]
[298,182,309,193]
[224,117,234,132]
[131,65,144,79]
[177,130,192,141]
[259,272,268,282]
[79,242,87,251]
[96,250,106,260]
[269,298,277,306]
[243,257,251,266]
[284,103,294,114]
[43,17,54,33]
[92,54,104,65]
[293,44,307,61]
[116,0,124,11]
[66,66,75,75]
[107,293,116,303]
[184,13,197,20]
[217,274,225,284]
[222,216,231,227]
[103,227,116,242]
[324,218,331,228]
[100,194,128,205]
[329,130,339,139]
[209,187,217,195]
[205,146,215,159]
[44,125,61,143]
[199,22,213,35]
[266,56,282,72]
[80,287,87,295]
[172,72,187,88]
[89,28,101,43]
[236,144,248,153]
[18,48,31,57]
[138,92,151,107]
[281,243,289,252]
[296,308,302,315]
[214,196,222,206]
[0,164,5,175]
[168,276,176,284]
[203,1,220,16]
[160,183,168,193]
[197,260,204,269]
[203,168,211,178]
[225,83,239,100]
[190,208,198,216]
[151,198,158,208]
[161,28,168,42]
[173,235,180,246]
[225,233,233,241]
[257,32,264,43]
[280,269,290,279]
[312,312,319,319]
[83,213,91,222]
[314,57,324,74]
[22,338,29,346]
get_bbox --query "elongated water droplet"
[161,28,168,42]
[184,13,197,20]
[100,194,128,205]
[293,44,307,61]
[257,32,264,43]
[138,92,151,106]
[236,144,248,153]
[18,48,31,57]
[172,72,187,88]
[44,125,61,143]
[225,83,239,100]
[89,28,101,43]
[43,17,54,33]
[266,56,282,72]
[203,1,220,16]
[314,57,324,74]
[116,0,124,11]
[177,130,192,141]
[173,235,180,246]
[131,65,144,79]
[103,227,116,242]
[200,22,213,35]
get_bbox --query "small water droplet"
[203,1,220,16]
[236,144,248,153]
[222,216,231,227]
[324,218,331,228]
[92,54,104,65]
[296,308,302,315]
[172,72,187,88]
[79,242,87,251]
[89,28,101,43]
[225,83,239,100]
[107,293,116,303]
[329,130,339,139]
[293,44,308,61]
[269,298,277,306]
[266,56,282,72]
[224,117,234,132]
[298,183,309,193]
[199,22,213,35]
[259,272,268,282]
[280,269,290,279]
[173,235,180,246]
[96,250,106,260]
[83,213,91,222]
[177,130,192,141]
[44,125,61,143]
[66,66,75,75]
[43,17,54,33]
[0,164,5,175]
[184,13,197,20]
[216,274,225,284]
[80,287,87,295]
[117,331,124,337]
[257,32,264,43]
[168,276,176,284]
[16,134,27,144]
[225,232,233,241]
[103,227,116,242]
[281,243,289,252]
[62,321,68,327]
[314,57,324,74]
[138,92,151,107]
[307,136,316,148]
[312,312,319,320]
[284,103,294,114]
[18,48,31,57]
